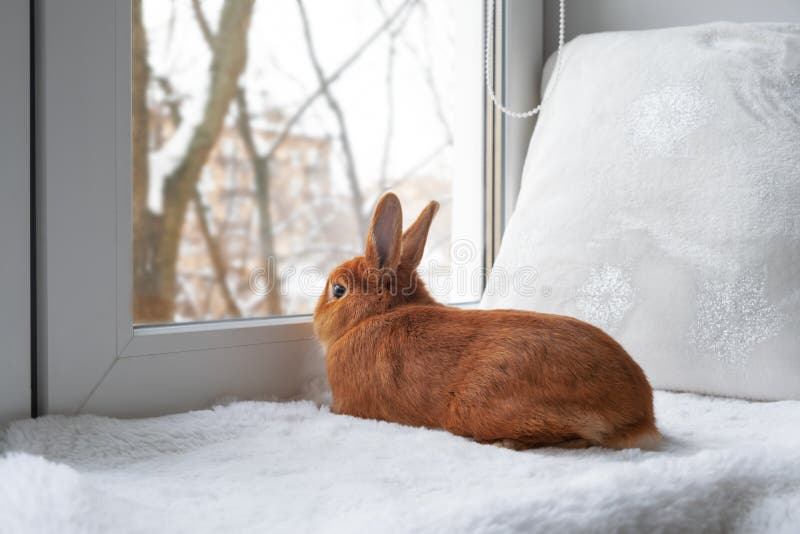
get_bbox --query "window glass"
[132,0,482,324]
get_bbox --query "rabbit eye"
[332,283,347,299]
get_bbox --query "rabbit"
[314,193,660,450]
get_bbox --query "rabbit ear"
[400,201,439,270]
[365,193,403,270]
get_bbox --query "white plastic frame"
[38,0,491,417]
[39,0,319,417]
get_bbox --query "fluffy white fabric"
[483,22,800,400]
[1,391,799,533]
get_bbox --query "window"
[132,0,485,325]
[38,0,488,416]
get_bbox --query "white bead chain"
[485,0,566,119]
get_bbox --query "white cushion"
[482,22,800,400]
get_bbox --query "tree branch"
[375,0,401,191]
[396,2,453,144]
[235,89,283,315]
[192,0,282,315]
[387,139,451,190]
[191,0,215,48]
[264,0,416,162]
[192,190,242,317]
[151,0,254,322]
[132,0,149,232]
[155,68,244,318]
[155,76,183,127]
[132,0,158,321]
[297,0,367,238]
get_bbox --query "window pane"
[132,0,483,324]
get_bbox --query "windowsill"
[123,314,314,357]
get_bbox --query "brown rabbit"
[314,193,660,450]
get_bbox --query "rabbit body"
[315,194,660,450]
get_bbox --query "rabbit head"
[313,193,440,348]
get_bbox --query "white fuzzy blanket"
[1,391,799,533]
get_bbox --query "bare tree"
[236,89,283,315]
[260,0,416,162]
[133,0,254,323]
[192,189,242,318]
[374,0,453,194]
[397,2,453,145]
[191,0,215,46]
[375,0,398,192]
[134,0,430,321]
[154,76,183,126]
[297,0,368,238]
[148,67,243,318]
[132,0,156,320]
[191,0,415,316]
[190,0,276,315]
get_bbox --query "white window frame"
[485,0,545,271]
[38,0,541,417]
[0,0,31,423]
